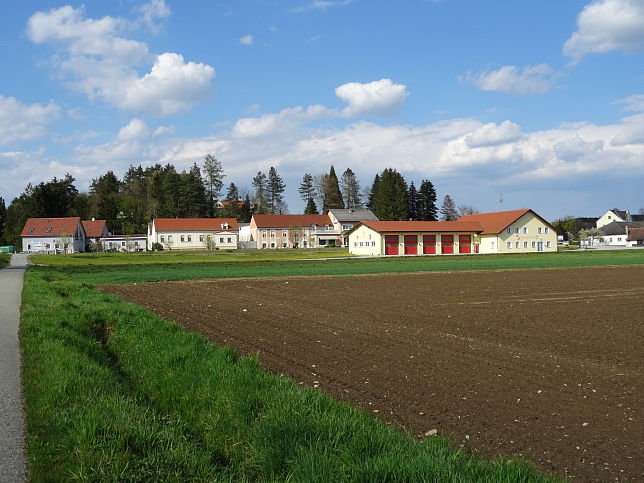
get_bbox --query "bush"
[152,242,164,251]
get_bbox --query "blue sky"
[1,0,643,220]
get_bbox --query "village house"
[328,208,379,247]
[21,217,86,254]
[102,234,148,252]
[81,218,109,251]
[249,214,337,248]
[596,208,644,228]
[348,209,558,256]
[626,227,644,247]
[597,221,644,247]
[148,218,239,250]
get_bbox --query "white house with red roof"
[148,218,239,250]
[348,209,557,256]
[250,214,337,248]
[81,218,109,251]
[21,217,86,254]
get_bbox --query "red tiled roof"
[626,227,644,242]
[21,217,82,237]
[153,218,239,232]
[252,214,332,228]
[360,220,483,233]
[458,209,537,235]
[81,219,107,237]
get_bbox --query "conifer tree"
[371,168,409,220]
[408,181,418,220]
[267,166,286,214]
[418,179,438,221]
[304,197,319,214]
[340,168,362,209]
[322,165,344,212]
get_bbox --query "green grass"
[29,246,353,266]
[39,249,644,285]
[20,266,558,481]
[0,253,10,269]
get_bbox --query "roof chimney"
[92,217,95,221]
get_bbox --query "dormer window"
[29,227,34,233]
[221,222,229,230]
[46,227,52,233]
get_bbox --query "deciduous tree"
[340,168,362,209]
[252,171,268,214]
[440,195,458,221]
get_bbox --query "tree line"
[0,154,473,248]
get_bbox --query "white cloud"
[290,1,354,13]
[135,0,171,33]
[564,0,644,62]
[26,5,215,116]
[232,105,333,138]
[335,79,409,117]
[614,94,644,112]
[0,95,61,146]
[240,34,253,45]
[462,64,556,96]
[465,121,523,148]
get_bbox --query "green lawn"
[40,249,644,285]
[0,253,10,269]
[20,266,558,481]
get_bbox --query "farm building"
[626,227,644,247]
[348,209,558,256]
[596,221,644,247]
[250,214,337,248]
[82,219,109,251]
[596,208,644,228]
[459,209,557,253]
[328,208,379,247]
[21,217,86,254]
[102,234,147,252]
[148,218,239,250]
[348,220,483,256]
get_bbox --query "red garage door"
[423,235,436,254]
[404,235,418,255]
[385,235,399,255]
[441,234,454,254]
[459,234,471,253]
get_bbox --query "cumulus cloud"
[232,105,333,138]
[0,95,61,146]
[461,64,556,96]
[135,0,171,33]
[240,34,253,45]
[564,0,644,62]
[26,5,215,116]
[335,79,409,117]
[465,121,523,148]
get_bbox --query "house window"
[311,224,316,232]
[121,242,126,247]
[160,236,165,243]
[271,242,276,248]
[372,241,376,246]
[342,224,352,230]
[282,242,288,248]
[507,242,512,249]
[546,241,552,248]
[262,242,267,248]
[515,241,520,249]
[538,227,543,234]
[617,237,622,242]
[524,241,528,248]
[506,227,512,234]
[282,230,287,237]
[523,227,528,234]
[324,224,330,231]
[270,230,276,238]
[181,235,185,242]
[262,230,267,238]
[168,235,173,242]
[359,242,363,247]
[219,237,224,243]
[199,235,204,242]
[227,237,232,243]
[491,241,495,249]
[514,227,519,234]
[187,235,192,242]
[545,227,549,234]
[354,242,358,247]
[532,241,536,248]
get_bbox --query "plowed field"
[102,265,644,481]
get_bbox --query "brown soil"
[101,265,644,481]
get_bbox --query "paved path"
[0,254,28,482]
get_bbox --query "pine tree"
[203,154,225,216]
[305,197,319,214]
[418,179,438,221]
[322,165,344,212]
[408,181,418,220]
[298,173,316,206]
[371,168,409,220]
[90,171,122,233]
[367,174,380,210]
[267,166,286,214]
[239,193,253,222]
[252,171,268,214]
[340,168,362,209]
[440,194,458,221]
[223,182,240,218]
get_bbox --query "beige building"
[250,214,336,248]
[328,208,379,247]
[148,218,239,250]
[459,209,557,253]
[348,209,557,256]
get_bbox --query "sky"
[0,0,643,220]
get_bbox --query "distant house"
[148,218,239,250]
[102,234,147,252]
[348,209,558,256]
[250,214,336,248]
[595,208,644,228]
[598,221,644,247]
[328,208,379,247]
[82,219,109,251]
[21,217,86,254]
[626,227,644,247]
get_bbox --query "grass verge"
[0,252,10,269]
[21,266,557,481]
[40,249,644,285]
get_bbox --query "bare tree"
[458,204,479,217]
[56,232,74,256]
